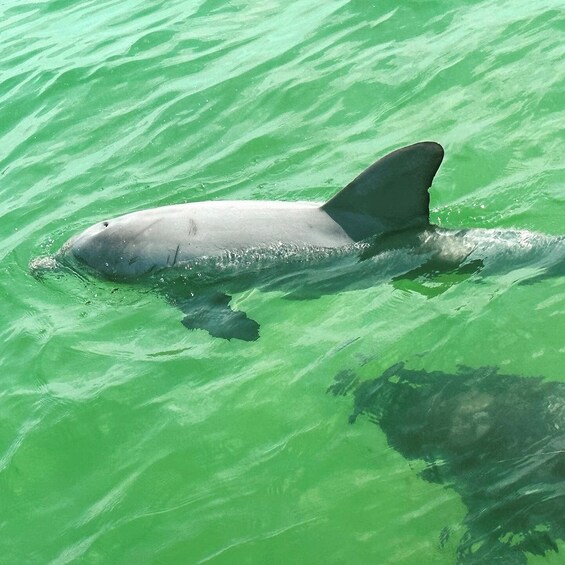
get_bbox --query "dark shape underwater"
[329,364,565,564]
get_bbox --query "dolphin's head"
[60,215,158,280]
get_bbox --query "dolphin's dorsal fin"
[322,141,444,240]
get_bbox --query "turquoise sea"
[1,0,564,563]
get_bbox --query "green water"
[1,0,563,563]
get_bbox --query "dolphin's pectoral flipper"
[174,292,260,341]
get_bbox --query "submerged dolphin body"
[31,142,563,340]
[329,364,565,564]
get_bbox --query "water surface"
[1,0,564,563]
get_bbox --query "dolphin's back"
[124,200,353,259]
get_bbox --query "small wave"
[28,254,60,279]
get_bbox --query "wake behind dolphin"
[30,142,564,340]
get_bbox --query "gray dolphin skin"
[31,141,563,340]
[62,142,444,280]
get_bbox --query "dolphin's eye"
[103,221,109,227]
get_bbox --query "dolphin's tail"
[322,141,444,240]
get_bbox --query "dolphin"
[57,142,444,279]
[30,141,563,340]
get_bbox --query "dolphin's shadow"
[329,364,565,564]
